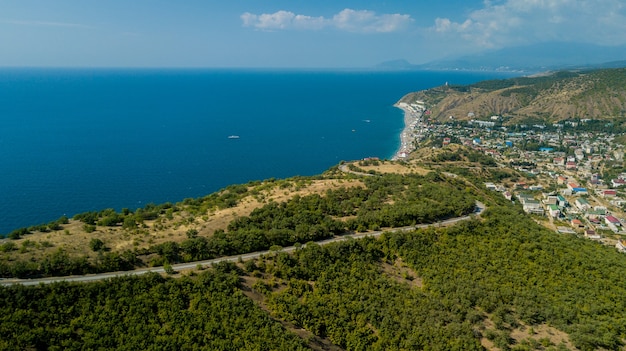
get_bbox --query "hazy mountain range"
[378,42,626,72]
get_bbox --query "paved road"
[1,202,485,287]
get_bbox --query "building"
[571,219,584,228]
[544,195,558,206]
[585,229,601,239]
[602,190,617,198]
[556,195,568,208]
[575,198,590,211]
[548,204,560,218]
[611,178,626,187]
[605,215,621,226]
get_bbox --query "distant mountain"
[399,67,626,124]
[380,42,626,72]
[375,59,416,70]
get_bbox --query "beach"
[392,101,425,160]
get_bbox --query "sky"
[1,0,626,68]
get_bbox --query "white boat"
[228,135,240,139]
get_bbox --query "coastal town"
[395,101,626,253]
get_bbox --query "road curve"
[1,202,485,287]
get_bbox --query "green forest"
[2,203,626,350]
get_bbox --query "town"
[400,102,626,253]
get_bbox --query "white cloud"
[241,8,413,33]
[432,0,626,47]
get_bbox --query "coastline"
[392,101,425,160]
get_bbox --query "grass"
[1,177,366,264]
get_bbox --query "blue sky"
[1,0,625,67]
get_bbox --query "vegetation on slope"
[0,264,309,351]
[3,203,626,350]
[251,206,626,351]
[0,167,477,278]
[399,67,626,123]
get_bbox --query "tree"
[163,262,176,275]
[89,238,105,252]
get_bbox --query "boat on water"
[228,135,240,139]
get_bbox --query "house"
[585,229,601,239]
[548,204,560,218]
[586,208,606,221]
[611,178,626,187]
[522,197,544,215]
[574,149,585,160]
[617,240,626,253]
[544,196,558,205]
[556,195,568,208]
[565,161,577,170]
[571,219,584,228]
[485,182,497,191]
[553,157,565,166]
[557,175,568,185]
[518,193,535,204]
[575,198,590,211]
[572,187,588,195]
[602,189,617,197]
[612,198,626,207]
[567,183,579,191]
[606,215,621,226]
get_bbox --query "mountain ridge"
[399,67,626,124]
[378,42,626,72]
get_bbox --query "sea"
[0,68,516,235]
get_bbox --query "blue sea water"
[0,68,515,235]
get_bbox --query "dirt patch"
[510,323,577,350]
[348,160,431,175]
[480,315,577,351]
[480,337,497,351]
[380,258,423,288]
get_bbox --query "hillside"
[399,68,626,124]
[3,202,626,350]
[3,149,626,350]
[0,159,477,279]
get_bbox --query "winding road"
[0,202,485,287]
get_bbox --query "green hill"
[2,202,626,350]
